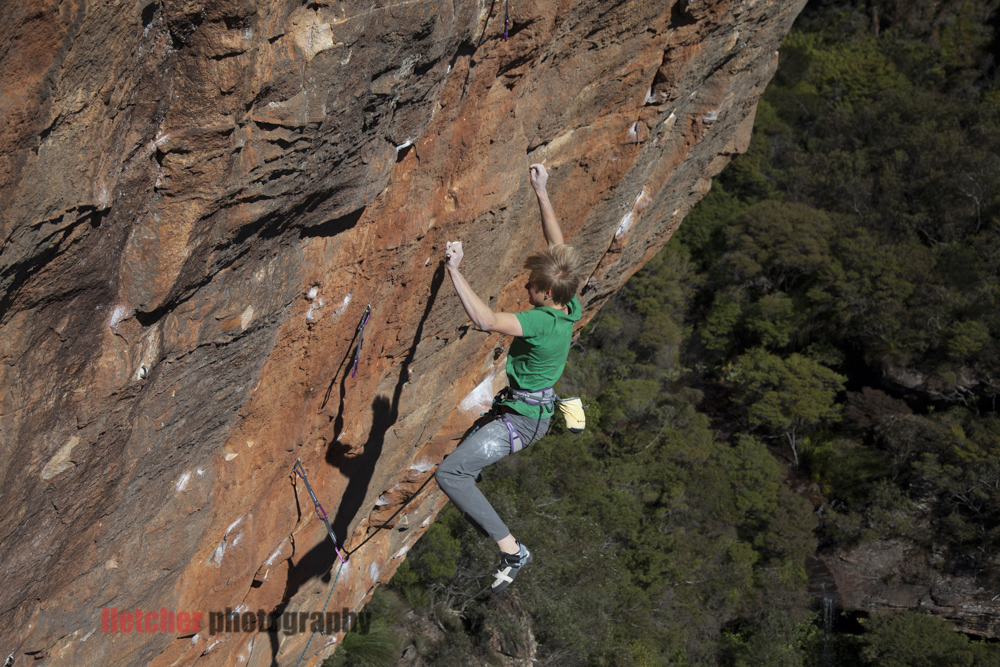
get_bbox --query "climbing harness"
[350,303,372,378]
[501,414,525,454]
[504,386,557,406]
[293,459,348,564]
[504,0,509,41]
[499,387,554,453]
[490,386,586,453]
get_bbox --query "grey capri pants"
[435,410,550,541]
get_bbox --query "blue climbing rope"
[292,557,347,667]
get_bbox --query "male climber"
[436,163,588,593]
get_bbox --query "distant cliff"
[0,0,805,664]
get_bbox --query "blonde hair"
[524,244,587,306]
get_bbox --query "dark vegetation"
[330,0,1000,664]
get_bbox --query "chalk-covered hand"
[445,241,464,269]
[529,163,549,192]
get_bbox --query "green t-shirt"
[503,296,582,419]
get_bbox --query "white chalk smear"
[409,459,435,473]
[265,538,288,565]
[616,188,653,240]
[459,372,495,413]
[208,541,226,567]
[207,515,245,567]
[333,293,353,318]
[109,304,131,330]
[616,211,636,240]
[226,516,244,535]
[240,305,254,330]
[306,297,324,322]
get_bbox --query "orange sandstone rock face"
[0,0,805,664]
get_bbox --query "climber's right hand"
[445,241,464,269]
[529,163,548,192]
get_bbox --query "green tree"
[913,412,1000,580]
[860,611,987,667]
[729,349,846,466]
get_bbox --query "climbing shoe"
[491,542,532,594]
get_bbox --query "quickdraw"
[293,459,348,563]
[350,302,372,378]
[504,0,510,41]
